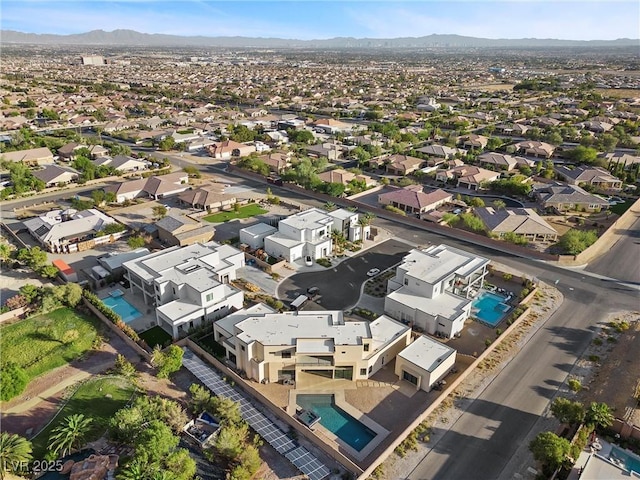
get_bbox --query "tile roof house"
[474,207,558,241]
[32,164,80,187]
[93,155,148,172]
[555,166,623,190]
[317,168,376,188]
[514,141,556,158]
[259,152,292,173]
[534,183,610,212]
[207,140,256,159]
[436,164,501,190]
[477,152,535,171]
[604,152,640,169]
[385,154,424,176]
[57,142,82,160]
[156,213,216,247]
[459,134,489,150]
[178,185,237,212]
[415,145,465,165]
[378,186,452,215]
[1,147,55,166]
[103,172,189,203]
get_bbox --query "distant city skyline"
[1,1,639,41]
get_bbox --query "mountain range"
[1,29,638,48]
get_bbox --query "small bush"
[592,338,603,346]
[568,378,582,392]
[316,258,331,268]
[588,355,601,362]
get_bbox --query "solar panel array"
[182,348,330,480]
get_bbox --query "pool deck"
[288,389,390,461]
[97,286,157,332]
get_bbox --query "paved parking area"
[276,239,410,310]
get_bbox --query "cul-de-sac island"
[0,13,639,480]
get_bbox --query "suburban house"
[103,172,189,203]
[436,164,501,190]
[384,244,490,338]
[459,134,489,150]
[514,141,556,158]
[495,123,530,136]
[306,143,344,161]
[395,335,457,392]
[97,248,151,279]
[415,145,465,165]
[93,155,148,172]
[247,208,334,263]
[57,142,83,160]
[317,168,376,189]
[239,223,278,250]
[123,242,245,338]
[554,165,623,190]
[327,208,370,242]
[378,186,452,215]
[474,207,559,242]
[24,208,122,253]
[32,165,80,187]
[476,152,535,171]
[312,118,353,134]
[177,186,237,212]
[534,183,610,212]
[1,147,55,166]
[87,144,109,159]
[156,213,216,247]
[385,154,424,176]
[213,305,411,383]
[603,152,640,169]
[259,152,292,173]
[207,140,256,159]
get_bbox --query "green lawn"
[139,326,173,349]
[203,204,267,223]
[609,200,634,216]
[31,376,135,459]
[0,307,102,381]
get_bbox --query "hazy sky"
[2,1,639,40]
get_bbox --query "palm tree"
[358,212,375,240]
[585,402,614,429]
[323,201,336,212]
[116,458,150,480]
[0,432,33,480]
[48,414,93,457]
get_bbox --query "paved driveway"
[276,239,409,310]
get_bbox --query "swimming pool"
[297,394,376,452]
[472,291,510,327]
[102,294,142,324]
[610,445,640,475]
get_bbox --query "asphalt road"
[276,239,409,309]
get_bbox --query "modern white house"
[395,335,457,392]
[327,208,370,242]
[263,208,334,263]
[213,305,411,383]
[123,242,245,338]
[384,244,489,338]
[239,223,278,250]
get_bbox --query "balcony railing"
[296,355,333,366]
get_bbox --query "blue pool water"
[297,394,376,452]
[102,295,142,323]
[611,445,640,475]
[472,291,510,327]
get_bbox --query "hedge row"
[82,290,141,343]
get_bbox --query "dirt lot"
[578,311,640,426]
[543,210,618,237]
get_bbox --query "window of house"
[363,344,370,352]
[281,351,292,359]
[404,278,408,286]
[360,368,367,376]
[403,371,418,385]
[241,345,245,351]
[368,366,373,374]
[205,293,214,302]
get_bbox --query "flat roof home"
[261,208,334,263]
[385,244,489,338]
[123,242,245,338]
[1,147,55,166]
[239,223,278,250]
[395,335,457,392]
[213,305,411,383]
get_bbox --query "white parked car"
[367,268,381,277]
[305,255,313,266]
